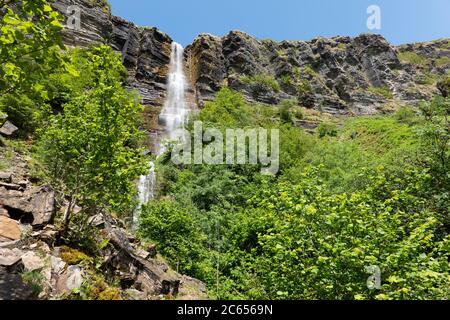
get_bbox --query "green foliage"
[250,167,450,300]
[416,97,450,224]
[435,56,450,67]
[0,0,66,130]
[199,87,251,128]
[241,74,281,93]
[438,74,450,97]
[317,122,338,138]
[398,52,428,66]
[279,99,297,123]
[297,79,312,96]
[21,270,45,297]
[368,86,394,99]
[395,106,418,125]
[139,89,450,300]
[138,200,206,276]
[35,46,147,220]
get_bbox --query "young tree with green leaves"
[36,46,148,229]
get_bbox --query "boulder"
[0,121,19,137]
[0,207,9,218]
[50,256,66,276]
[0,172,12,183]
[0,216,21,241]
[0,248,23,267]
[56,265,83,293]
[21,251,45,272]
[0,186,56,227]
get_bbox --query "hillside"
[0,0,449,301]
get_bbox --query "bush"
[398,52,428,66]
[241,74,281,93]
[251,167,450,300]
[317,122,338,138]
[368,86,394,99]
[395,106,418,125]
[279,99,296,123]
[138,200,207,276]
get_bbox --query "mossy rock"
[60,246,94,266]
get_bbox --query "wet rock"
[0,121,19,137]
[0,216,21,241]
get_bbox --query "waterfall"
[133,42,189,229]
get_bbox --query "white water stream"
[133,42,189,229]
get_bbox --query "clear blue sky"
[108,0,450,47]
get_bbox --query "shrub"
[395,106,418,125]
[21,270,45,297]
[279,99,297,123]
[35,46,147,229]
[398,52,428,66]
[241,74,281,93]
[138,200,206,276]
[368,86,394,99]
[317,122,338,138]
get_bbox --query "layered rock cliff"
[50,0,449,118]
[186,32,449,115]
[50,0,173,108]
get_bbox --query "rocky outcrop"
[0,211,207,300]
[49,0,449,117]
[0,186,56,228]
[50,0,173,107]
[187,32,449,115]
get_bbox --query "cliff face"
[50,0,173,107]
[186,32,449,115]
[51,0,449,117]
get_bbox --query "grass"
[398,52,428,66]
[368,86,394,99]
[436,56,450,67]
[241,74,281,93]
[86,0,111,15]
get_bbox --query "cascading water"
[133,42,189,229]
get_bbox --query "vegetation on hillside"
[1,0,449,301]
[139,88,449,300]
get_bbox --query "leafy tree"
[36,46,148,228]
[417,97,450,226]
[0,0,67,129]
[250,167,449,300]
